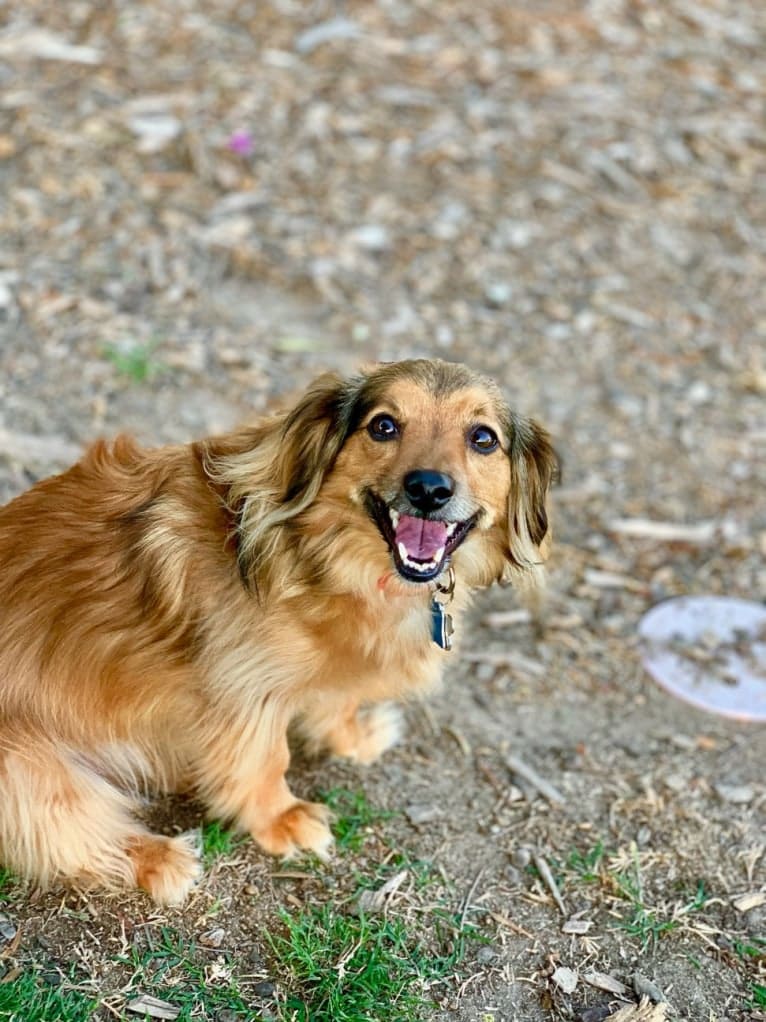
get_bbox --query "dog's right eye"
[367,414,400,441]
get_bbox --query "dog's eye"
[469,425,499,453]
[368,414,400,441]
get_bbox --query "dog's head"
[220,359,557,594]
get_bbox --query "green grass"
[610,855,678,949]
[267,901,480,1022]
[0,868,14,903]
[356,852,438,894]
[119,926,249,1020]
[320,788,396,853]
[103,340,163,382]
[734,936,766,960]
[201,820,243,865]
[0,970,97,1022]
[565,840,606,884]
[561,844,713,951]
[748,983,766,1008]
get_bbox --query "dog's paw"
[254,801,333,859]
[129,832,203,906]
[342,703,404,765]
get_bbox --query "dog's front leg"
[296,694,403,765]
[195,709,332,859]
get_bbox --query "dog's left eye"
[368,414,400,441]
[469,426,499,453]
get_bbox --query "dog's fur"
[0,359,555,903]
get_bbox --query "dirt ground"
[1,1,765,1020]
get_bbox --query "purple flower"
[227,130,254,157]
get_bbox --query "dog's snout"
[403,469,455,513]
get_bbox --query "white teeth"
[395,544,446,574]
[390,509,400,529]
[445,522,457,537]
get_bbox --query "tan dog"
[0,359,555,903]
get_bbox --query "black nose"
[403,470,455,513]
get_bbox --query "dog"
[0,358,555,904]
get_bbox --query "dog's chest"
[301,592,446,697]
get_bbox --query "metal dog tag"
[431,599,454,651]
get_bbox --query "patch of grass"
[320,787,395,853]
[357,852,439,893]
[267,900,481,1022]
[120,926,248,1020]
[103,340,163,382]
[0,970,97,1022]
[748,982,766,1008]
[565,840,607,883]
[734,936,766,960]
[0,868,14,902]
[201,821,243,865]
[680,880,709,914]
[609,848,678,950]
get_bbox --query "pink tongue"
[395,514,448,561]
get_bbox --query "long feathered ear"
[504,415,559,590]
[205,373,357,591]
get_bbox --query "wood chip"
[733,891,766,912]
[552,966,578,994]
[531,851,566,916]
[605,997,669,1022]
[562,917,593,935]
[354,870,407,914]
[582,970,630,996]
[0,28,102,65]
[608,518,717,545]
[488,911,536,940]
[505,754,565,807]
[464,651,546,677]
[583,569,647,593]
[633,973,666,1003]
[126,994,180,1020]
[484,609,532,628]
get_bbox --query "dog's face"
[340,372,514,585]
[255,360,556,593]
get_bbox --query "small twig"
[531,851,567,916]
[488,910,536,939]
[459,868,485,930]
[505,754,565,807]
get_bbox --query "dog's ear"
[504,415,558,584]
[276,373,354,508]
[209,373,357,591]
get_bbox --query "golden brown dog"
[0,359,555,904]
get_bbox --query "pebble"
[405,803,442,825]
[552,966,578,994]
[476,945,497,966]
[0,914,16,944]
[511,846,532,869]
[254,981,276,999]
[200,927,225,948]
[633,972,666,1003]
[577,1008,612,1022]
[714,783,755,805]
[483,281,513,307]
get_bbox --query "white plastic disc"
[638,596,766,721]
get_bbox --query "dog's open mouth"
[366,492,477,583]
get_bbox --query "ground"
[0,1,765,1020]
